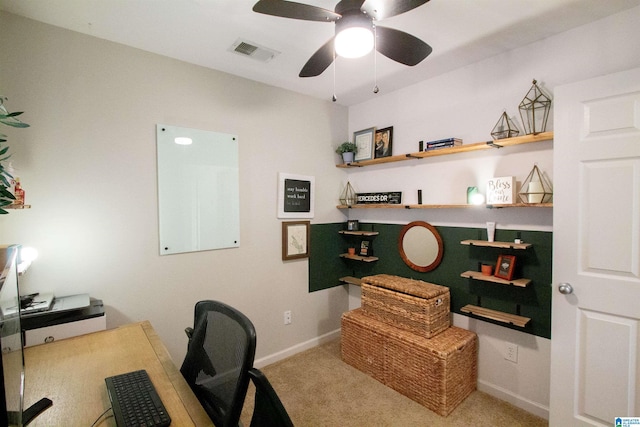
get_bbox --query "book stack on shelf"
[425,137,462,151]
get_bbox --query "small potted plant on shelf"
[335,141,357,163]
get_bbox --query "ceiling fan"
[253,0,433,77]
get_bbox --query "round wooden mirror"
[398,221,443,272]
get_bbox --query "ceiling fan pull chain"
[332,50,337,102]
[373,24,379,94]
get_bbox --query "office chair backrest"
[248,368,294,427]
[180,300,257,427]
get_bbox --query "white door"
[550,67,640,425]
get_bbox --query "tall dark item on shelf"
[518,79,552,135]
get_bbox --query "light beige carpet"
[241,339,548,426]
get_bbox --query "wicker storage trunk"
[342,309,477,416]
[361,274,450,338]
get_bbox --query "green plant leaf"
[0,118,29,128]
[0,146,8,156]
[0,188,14,199]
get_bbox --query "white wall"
[345,5,640,420]
[0,12,349,366]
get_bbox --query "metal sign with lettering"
[356,192,402,204]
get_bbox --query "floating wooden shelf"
[339,253,378,262]
[4,204,31,209]
[460,304,530,327]
[336,132,553,168]
[338,230,379,236]
[337,202,552,209]
[339,276,362,286]
[460,240,532,250]
[460,270,531,287]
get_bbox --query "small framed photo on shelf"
[353,127,376,162]
[494,254,516,280]
[360,240,372,257]
[374,126,393,159]
[347,220,359,231]
[282,221,310,260]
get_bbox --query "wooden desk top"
[24,321,212,426]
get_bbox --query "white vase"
[342,152,354,163]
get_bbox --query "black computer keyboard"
[105,369,171,427]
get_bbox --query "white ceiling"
[2,0,639,106]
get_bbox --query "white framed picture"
[277,172,315,218]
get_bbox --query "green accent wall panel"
[309,222,552,339]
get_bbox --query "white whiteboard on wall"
[157,124,239,255]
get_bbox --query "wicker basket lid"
[361,274,448,299]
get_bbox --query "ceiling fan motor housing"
[335,10,373,35]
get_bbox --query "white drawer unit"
[21,297,107,347]
[25,315,106,347]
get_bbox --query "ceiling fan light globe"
[335,27,373,58]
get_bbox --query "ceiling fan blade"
[361,0,429,21]
[253,0,340,22]
[299,38,335,77]
[375,26,432,66]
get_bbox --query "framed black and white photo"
[277,172,315,218]
[353,127,376,162]
[282,221,310,260]
[495,254,516,280]
[374,126,393,158]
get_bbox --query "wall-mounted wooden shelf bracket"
[460,271,531,287]
[339,253,378,262]
[339,276,362,286]
[461,304,530,327]
[339,230,379,236]
[460,239,532,250]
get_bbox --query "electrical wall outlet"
[284,310,292,325]
[504,342,518,363]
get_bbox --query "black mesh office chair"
[248,368,294,427]
[180,300,257,427]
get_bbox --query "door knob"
[558,283,573,294]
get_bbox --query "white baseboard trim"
[478,379,549,420]
[254,328,341,368]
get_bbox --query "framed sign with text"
[278,172,315,218]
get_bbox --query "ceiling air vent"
[229,39,280,62]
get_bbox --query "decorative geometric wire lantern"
[339,181,357,206]
[518,79,552,135]
[518,164,553,204]
[491,111,520,140]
